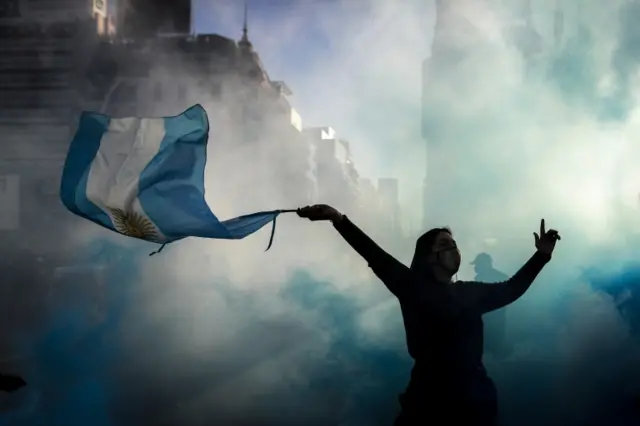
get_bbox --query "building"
[304,126,360,216]
[0,1,109,251]
[421,0,485,236]
[88,15,316,216]
[0,0,120,362]
[377,178,401,237]
[115,0,191,39]
[356,177,377,216]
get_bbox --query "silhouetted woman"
[297,204,560,426]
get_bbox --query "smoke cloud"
[2,0,640,425]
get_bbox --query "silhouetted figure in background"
[471,253,512,360]
[0,373,26,392]
[297,204,561,425]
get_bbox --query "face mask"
[436,248,460,274]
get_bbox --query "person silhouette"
[297,204,560,426]
[471,253,512,360]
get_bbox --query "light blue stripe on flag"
[60,104,288,251]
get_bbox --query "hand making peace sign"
[534,219,561,255]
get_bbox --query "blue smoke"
[2,238,639,426]
[278,270,409,426]
[0,239,144,426]
[273,266,640,426]
[584,263,640,338]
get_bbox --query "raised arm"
[297,205,410,298]
[470,250,551,313]
[470,219,560,314]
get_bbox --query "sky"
[2,1,640,425]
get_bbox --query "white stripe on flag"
[85,117,167,241]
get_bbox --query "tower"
[239,0,252,50]
[422,0,483,231]
[553,2,564,45]
[378,178,401,236]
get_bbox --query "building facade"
[115,0,191,39]
[0,0,111,365]
[355,177,377,228]
[0,0,107,252]
[377,177,401,237]
[304,126,360,216]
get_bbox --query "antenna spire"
[241,1,250,44]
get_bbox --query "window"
[0,0,21,19]
[96,14,105,35]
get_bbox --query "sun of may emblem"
[108,208,159,241]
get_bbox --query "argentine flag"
[60,104,290,252]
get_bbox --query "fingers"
[533,232,540,245]
[296,205,324,221]
[297,205,317,217]
[539,220,561,242]
[547,229,561,241]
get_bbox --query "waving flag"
[60,104,291,252]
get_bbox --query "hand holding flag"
[296,204,343,223]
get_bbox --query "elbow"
[507,284,529,304]
[505,275,535,300]
[487,287,524,311]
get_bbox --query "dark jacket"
[476,268,510,358]
[333,217,550,422]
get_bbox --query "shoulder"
[454,279,482,288]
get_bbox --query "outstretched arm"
[297,204,409,297]
[469,219,560,314]
[332,215,410,297]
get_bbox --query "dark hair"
[410,227,452,273]
[418,227,452,251]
